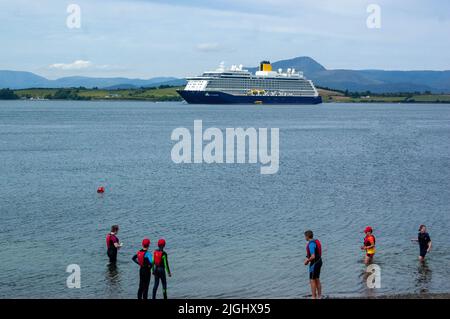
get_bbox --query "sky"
[0,0,449,79]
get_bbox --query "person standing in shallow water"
[304,230,323,299]
[152,238,172,299]
[361,226,376,265]
[412,225,432,262]
[106,225,122,263]
[132,238,153,300]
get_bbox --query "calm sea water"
[1,100,449,298]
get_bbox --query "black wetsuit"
[152,249,171,299]
[418,232,431,258]
[106,233,119,263]
[132,250,153,300]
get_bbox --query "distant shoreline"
[1,87,450,103]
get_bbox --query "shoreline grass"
[4,87,450,103]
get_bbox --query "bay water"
[1,100,449,298]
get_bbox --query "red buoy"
[97,186,105,193]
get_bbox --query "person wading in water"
[106,225,122,263]
[132,238,153,299]
[361,226,376,265]
[411,224,432,262]
[152,238,172,299]
[304,230,323,299]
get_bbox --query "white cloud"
[196,42,221,52]
[49,60,92,70]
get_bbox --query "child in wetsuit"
[132,238,153,299]
[152,238,172,299]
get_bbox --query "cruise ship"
[177,61,322,104]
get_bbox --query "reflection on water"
[105,263,122,298]
[359,265,377,298]
[415,262,432,294]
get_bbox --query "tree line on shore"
[0,88,20,100]
[0,88,90,100]
[1,86,449,102]
[0,85,181,101]
[317,86,438,98]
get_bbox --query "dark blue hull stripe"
[177,90,322,104]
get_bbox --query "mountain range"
[247,57,450,93]
[1,56,450,93]
[0,71,185,90]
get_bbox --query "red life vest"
[137,250,147,267]
[153,250,163,267]
[364,235,376,247]
[106,233,118,249]
[306,239,322,259]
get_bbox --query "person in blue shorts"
[304,230,323,299]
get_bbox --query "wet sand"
[334,293,450,299]
[376,293,450,299]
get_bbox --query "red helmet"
[158,238,166,248]
[142,238,150,248]
[364,226,373,233]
